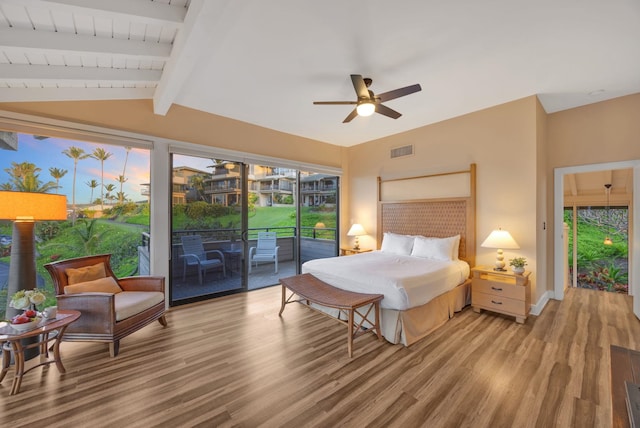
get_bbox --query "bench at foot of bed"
[279,273,383,357]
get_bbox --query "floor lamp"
[0,191,67,359]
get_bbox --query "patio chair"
[181,235,226,284]
[249,232,279,273]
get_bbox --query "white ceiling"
[1,0,639,147]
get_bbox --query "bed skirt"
[388,279,471,345]
[308,279,471,347]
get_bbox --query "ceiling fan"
[313,74,422,123]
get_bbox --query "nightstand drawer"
[472,278,525,300]
[472,292,527,317]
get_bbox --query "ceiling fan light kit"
[314,74,422,123]
[356,102,375,117]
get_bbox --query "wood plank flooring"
[2,286,640,427]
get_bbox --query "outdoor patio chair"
[249,232,279,273]
[180,235,226,284]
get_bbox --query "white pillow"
[380,233,414,255]
[411,235,457,261]
[450,234,461,260]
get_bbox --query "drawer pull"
[491,286,503,291]
[491,300,503,305]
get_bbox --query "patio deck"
[170,260,297,302]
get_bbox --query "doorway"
[553,160,640,318]
[564,204,629,293]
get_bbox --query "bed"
[302,164,476,346]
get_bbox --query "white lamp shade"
[347,223,367,236]
[481,229,520,249]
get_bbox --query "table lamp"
[347,223,367,250]
[480,228,520,271]
[0,191,67,318]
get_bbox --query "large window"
[0,132,150,319]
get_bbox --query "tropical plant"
[48,167,68,194]
[63,146,90,224]
[91,147,113,210]
[118,147,131,203]
[116,175,128,203]
[73,218,103,255]
[3,161,56,192]
[86,179,99,204]
[104,183,116,204]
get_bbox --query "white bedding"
[301,251,470,311]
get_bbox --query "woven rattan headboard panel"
[377,164,476,267]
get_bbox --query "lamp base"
[493,267,507,272]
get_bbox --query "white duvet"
[301,251,470,311]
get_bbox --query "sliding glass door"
[169,156,340,304]
[170,154,245,305]
[299,171,339,266]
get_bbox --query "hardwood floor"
[2,286,640,427]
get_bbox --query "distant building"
[168,164,336,208]
[301,173,337,206]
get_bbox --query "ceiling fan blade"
[375,103,402,119]
[343,108,359,123]
[350,74,370,99]
[377,84,422,102]
[313,101,357,105]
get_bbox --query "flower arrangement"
[9,288,47,311]
[509,257,527,268]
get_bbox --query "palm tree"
[63,146,90,224]
[104,183,116,205]
[91,147,112,211]
[116,175,128,203]
[116,191,128,203]
[49,167,68,194]
[4,161,56,192]
[119,147,131,203]
[86,179,99,204]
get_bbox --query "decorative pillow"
[411,235,456,261]
[380,233,414,256]
[65,262,106,285]
[64,276,122,295]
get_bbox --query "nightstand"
[340,248,372,256]
[471,265,531,323]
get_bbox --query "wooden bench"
[279,273,383,357]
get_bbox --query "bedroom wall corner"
[535,96,549,306]
[547,92,640,303]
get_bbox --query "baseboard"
[529,290,551,316]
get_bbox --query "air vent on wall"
[390,144,414,159]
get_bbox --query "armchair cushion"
[66,262,106,284]
[64,276,123,295]
[114,291,165,321]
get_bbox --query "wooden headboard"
[377,164,476,267]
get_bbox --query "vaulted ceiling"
[1,0,639,147]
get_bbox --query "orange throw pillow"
[64,276,122,294]
[65,262,106,285]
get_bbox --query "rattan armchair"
[45,254,167,357]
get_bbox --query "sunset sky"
[0,134,150,204]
